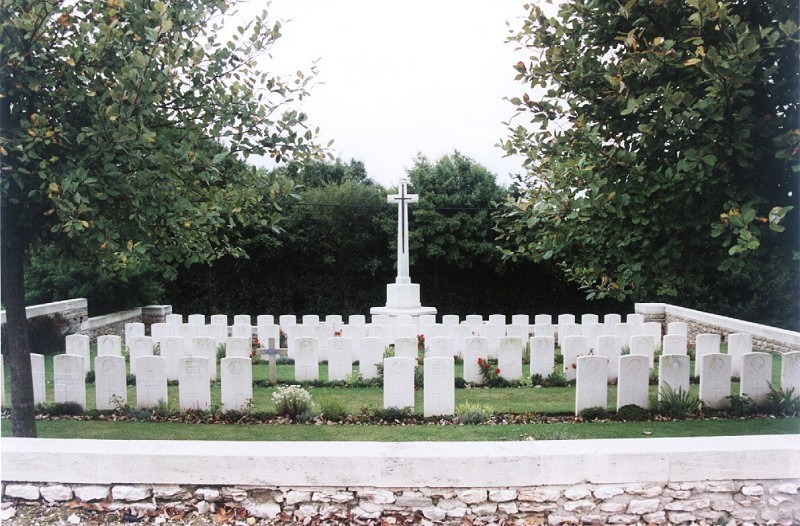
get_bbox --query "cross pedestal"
[370,178,436,322]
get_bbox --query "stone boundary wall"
[636,303,800,354]
[2,436,799,525]
[0,298,88,337]
[0,299,172,344]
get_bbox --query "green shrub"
[540,371,568,387]
[454,377,467,389]
[42,402,85,416]
[271,385,314,420]
[85,370,95,384]
[579,406,608,421]
[657,386,701,419]
[765,384,800,416]
[615,404,650,421]
[456,402,492,425]
[319,398,348,422]
[726,394,757,417]
[373,406,414,421]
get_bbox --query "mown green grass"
[2,415,797,441]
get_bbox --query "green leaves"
[496,0,799,303]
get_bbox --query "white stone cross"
[388,178,419,284]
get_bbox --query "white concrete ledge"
[80,308,142,332]
[0,298,87,325]
[636,303,800,348]
[3,435,798,487]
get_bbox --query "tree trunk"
[1,240,37,437]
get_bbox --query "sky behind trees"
[233,0,538,186]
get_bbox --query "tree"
[495,0,798,321]
[1,0,322,436]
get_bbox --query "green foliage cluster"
[495,0,799,328]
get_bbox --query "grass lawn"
[3,348,796,442]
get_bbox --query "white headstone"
[160,336,187,381]
[562,335,589,381]
[191,337,218,381]
[424,357,455,417]
[575,355,609,414]
[234,314,252,326]
[781,351,800,394]
[642,322,662,346]
[394,337,418,360]
[443,314,461,326]
[221,357,253,412]
[383,357,415,409]
[178,357,210,412]
[428,337,455,358]
[667,322,688,336]
[581,314,599,325]
[128,336,153,376]
[658,354,690,401]
[256,314,274,326]
[630,334,656,368]
[205,324,228,348]
[614,322,632,347]
[328,337,354,382]
[226,337,251,359]
[695,333,721,377]
[482,323,504,359]
[165,314,183,325]
[603,314,622,326]
[348,314,366,325]
[740,352,772,404]
[530,336,555,378]
[534,314,552,325]
[419,314,437,326]
[596,335,623,382]
[663,334,688,356]
[395,324,417,340]
[463,337,489,384]
[728,333,753,378]
[124,323,145,348]
[359,338,384,380]
[179,324,201,352]
[505,324,530,341]
[220,358,253,411]
[558,323,582,346]
[31,353,46,405]
[341,324,365,341]
[54,354,86,408]
[699,353,731,409]
[302,314,320,325]
[187,314,205,326]
[498,337,524,381]
[135,356,167,408]
[294,337,319,381]
[616,355,650,409]
[626,313,645,330]
[557,314,576,326]
[325,314,343,328]
[257,324,280,349]
[533,323,555,338]
[97,335,122,357]
[210,314,228,326]
[95,355,127,410]
[465,315,483,325]
[582,322,605,352]
[65,334,91,373]
[279,314,297,329]
[150,323,170,341]
[231,324,252,339]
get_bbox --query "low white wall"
[4,435,799,487]
[636,303,800,353]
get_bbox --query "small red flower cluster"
[417,334,425,351]
[251,337,261,350]
[334,330,343,337]
[477,357,502,385]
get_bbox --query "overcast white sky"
[231,1,536,188]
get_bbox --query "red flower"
[477,358,484,365]
[571,363,577,369]
[334,330,343,337]
[495,368,501,375]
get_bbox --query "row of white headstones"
[19,311,799,417]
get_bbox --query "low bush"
[456,402,492,425]
[271,385,313,420]
[765,384,800,416]
[579,406,608,421]
[657,386,701,419]
[615,404,650,421]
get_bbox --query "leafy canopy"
[495,0,798,301]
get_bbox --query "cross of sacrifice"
[388,178,419,285]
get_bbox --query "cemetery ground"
[2,347,798,441]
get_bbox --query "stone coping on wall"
[636,303,800,350]
[0,298,88,325]
[3,435,799,488]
